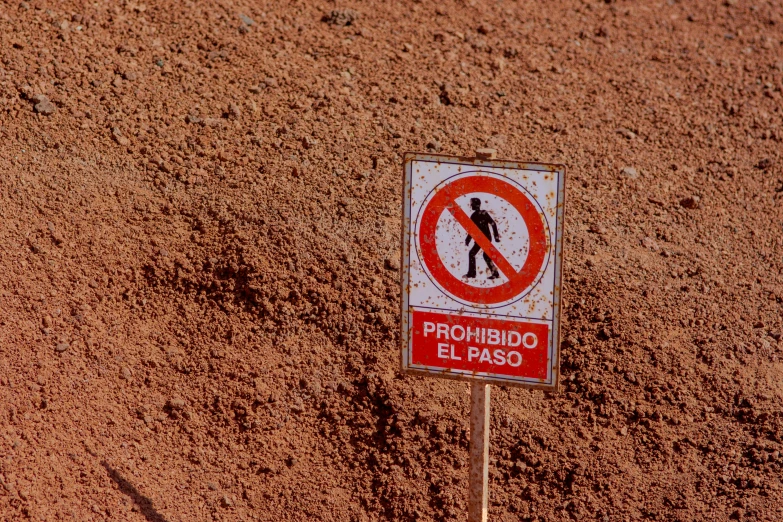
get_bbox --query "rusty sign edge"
[400,151,566,391]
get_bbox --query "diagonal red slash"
[445,201,518,280]
[418,175,549,305]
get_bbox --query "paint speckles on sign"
[400,153,566,389]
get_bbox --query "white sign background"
[408,167,558,318]
[400,153,566,388]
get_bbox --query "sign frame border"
[400,152,567,391]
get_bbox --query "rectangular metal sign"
[400,153,566,389]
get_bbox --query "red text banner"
[410,310,549,380]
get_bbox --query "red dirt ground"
[1,0,782,520]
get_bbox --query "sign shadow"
[101,461,170,522]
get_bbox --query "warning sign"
[401,153,566,389]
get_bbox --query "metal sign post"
[400,149,566,520]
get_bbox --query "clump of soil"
[1,1,782,521]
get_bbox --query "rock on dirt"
[227,103,241,119]
[620,166,639,179]
[168,397,186,410]
[756,158,774,170]
[238,13,255,26]
[32,94,55,115]
[477,23,494,35]
[384,257,400,271]
[251,77,279,93]
[111,128,129,146]
[680,196,701,209]
[589,224,608,235]
[322,9,359,26]
[425,139,441,152]
[641,237,659,250]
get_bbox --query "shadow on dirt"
[101,461,169,522]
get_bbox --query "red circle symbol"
[417,174,549,305]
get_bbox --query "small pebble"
[589,224,607,235]
[620,166,639,179]
[679,196,700,209]
[55,342,69,353]
[641,237,658,250]
[32,94,56,115]
[112,127,129,146]
[475,148,497,159]
[487,134,507,149]
[120,367,132,380]
[756,158,773,170]
[477,23,494,35]
[239,13,255,26]
[323,9,359,26]
[201,117,222,128]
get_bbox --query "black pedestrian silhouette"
[464,198,501,279]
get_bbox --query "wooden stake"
[468,382,490,522]
[467,148,493,521]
